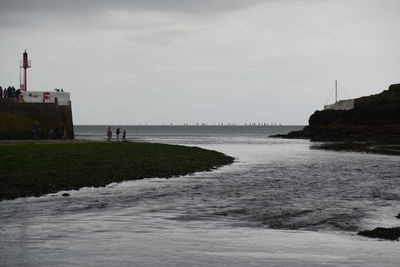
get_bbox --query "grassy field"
[0,142,234,200]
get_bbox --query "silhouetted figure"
[5,87,11,98]
[0,87,3,98]
[122,129,126,141]
[11,87,16,99]
[116,128,121,141]
[15,89,21,101]
[33,121,40,140]
[107,127,112,141]
[6,86,13,99]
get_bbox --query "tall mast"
[335,80,338,103]
[20,50,31,91]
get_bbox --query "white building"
[19,90,71,106]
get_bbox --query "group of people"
[47,128,68,140]
[107,127,126,142]
[0,86,21,100]
[32,121,68,140]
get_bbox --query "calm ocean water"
[1,125,400,266]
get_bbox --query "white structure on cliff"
[324,80,354,111]
[324,99,354,110]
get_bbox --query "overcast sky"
[0,0,399,125]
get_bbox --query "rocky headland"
[273,83,400,154]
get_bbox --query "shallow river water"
[1,126,400,266]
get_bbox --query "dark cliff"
[281,83,400,143]
[0,98,74,139]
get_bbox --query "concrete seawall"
[0,98,74,139]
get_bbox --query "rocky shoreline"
[358,227,400,241]
[311,142,400,156]
[357,212,400,241]
[272,83,400,154]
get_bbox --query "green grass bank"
[0,142,234,201]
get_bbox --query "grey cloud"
[0,0,269,29]
[0,0,268,16]
[1,0,398,125]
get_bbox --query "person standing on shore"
[116,128,121,142]
[107,127,112,141]
[33,121,40,140]
[15,89,21,101]
[122,129,126,141]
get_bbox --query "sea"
[1,125,400,267]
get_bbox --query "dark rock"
[274,83,400,143]
[396,213,400,219]
[309,110,348,127]
[358,227,400,241]
[270,134,287,138]
[61,193,70,197]
[270,127,312,139]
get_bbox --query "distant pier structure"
[18,50,72,106]
[0,50,75,139]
